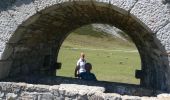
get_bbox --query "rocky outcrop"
[92,24,128,41]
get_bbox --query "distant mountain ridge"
[92,24,128,41]
[74,24,130,42]
[66,24,135,49]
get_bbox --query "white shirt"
[77,58,86,73]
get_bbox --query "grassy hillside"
[64,25,134,50]
[57,25,141,84]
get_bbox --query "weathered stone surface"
[156,23,170,51]
[0,11,17,57]
[96,0,137,11]
[0,82,169,100]
[131,0,170,33]
[59,84,105,96]
[157,93,170,100]
[6,0,37,25]
[6,93,18,100]
[0,61,12,79]
[0,0,170,94]
[0,92,4,98]
[33,0,59,11]
[102,93,121,100]
[26,84,50,92]
[37,93,54,100]
[49,85,60,96]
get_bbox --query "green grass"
[57,25,141,84]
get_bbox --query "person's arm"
[74,65,79,77]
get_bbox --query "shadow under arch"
[2,1,169,91]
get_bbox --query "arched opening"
[58,24,141,84]
[1,1,168,91]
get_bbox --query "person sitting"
[74,52,86,77]
[78,63,97,81]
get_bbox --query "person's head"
[85,63,92,72]
[80,52,85,59]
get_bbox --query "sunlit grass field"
[57,25,141,84]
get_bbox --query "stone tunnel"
[0,0,170,95]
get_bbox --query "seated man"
[78,63,97,81]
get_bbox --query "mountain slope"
[64,24,136,50]
[92,24,129,41]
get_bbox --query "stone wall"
[3,76,158,96]
[0,0,170,92]
[0,79,170,100]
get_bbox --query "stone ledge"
[0,82,169,100]
[1,76,167,95]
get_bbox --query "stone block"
[49,85,60,96]
[20,92,38,100]
[25,84,50,92]
[0,92,4,98]
[54,96,65,100]
[157,93,170,100]
[6,93,17,100]
[121,95,141,100]
[101,93,121,100]
[59,84,105,96]
[38,93,54,100]
[135,70,144,79]
[0,61,12,79]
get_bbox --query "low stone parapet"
[0,82,170,100]
[1,76,170,100]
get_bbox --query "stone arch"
[0,0,170,92]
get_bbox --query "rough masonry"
[0,0,170,92]
[1,76,170,100]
